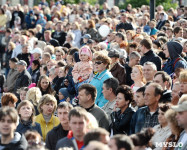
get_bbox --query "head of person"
[120,13,127,23]
[84,128,110,146]
[22,44,30,54]
[58,67,65,78]
[31,60,40,71]
[158,103,170,127]
[56,21,63,31]
[129,51,141,67]
[85,141,110,150]
[9,57,19,69]
[109,134,134,150]
[68,107,90,139]
[115,85,134,111]
[26,87,42,106]
[179,70,187,94]
[165,109,183,136]
[153,71,171,90]
[78,84,97,108]
[172,94,187,131]
[108,49,120,64]
[40,65,47,76]
[44,30,52,41]
[115,32,125,43]
[58,88,70,101]
[0,107,19,138]
[143,62,157,82]
[57,102,73,127]
[94,53,111,73]
[102,78,119,100]
[166,27,173,38]
[8,42,16,51]
[79,46,92,62]
[37,75,53,93]
[144,83,163,107]
[47,59,56,71]
[131,65,145,83]
[31,48,42,60]
[83,34,91,44]
[16,60,27,73]
[20,35,27,45]
[140,38,152,54]
[42,52,51,65]
[55,48,65,61]
[173,26,183,38]
[135,86,146,107]
[38,94,57,116]
[171,82,181,105]
[17,100,35,123]
[18,87,29,101]
[1,93,18,107]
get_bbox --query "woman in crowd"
[71,22,82,48]
[179,70,187,96]
[37,75,55,95]
[151,104,171,150]
[110,85,135,135]
[1,92,18,107]
[16,100,42,135]
[0,8,7,30]
[131,65,145,92]
[35,94,60,141]
[90,53,113,107]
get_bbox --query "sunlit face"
[58,68,65,78]
[55,52,63,61]
[94,60,107,73]
[20,90,27,101]
[158,109,167,126]
[176,111,187,129]
[143,65,156,82]
[40,78,49,90]
[80,54,89,62]
[144,85,158,106]
[131,67,142,81]
[102,84,111,100]
[180,81,187,94]
[57,107,70,125]
[153,74,165,90]
[172,83,180,100]
[41,101,55,116]
[78,89,89,107]
[135,92,145,107]
[175,29,183,38]
[19,105,33,120]
[9,61,16,69]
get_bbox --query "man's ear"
[156,94,161,102]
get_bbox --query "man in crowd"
[78,84,110,130]
[116,13,133,31]
[44,30,60,47]
[143,62,157,82]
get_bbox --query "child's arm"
[81,62,93,80]
[71,63,80,83]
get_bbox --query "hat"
[108,49,120,58]
[59,88,69,100]
[16,60,27,66]
[30,48,42,55]
[83,34,91,39]
[79,46,92,60]
[171,94,187,112]
[87,39,94,44]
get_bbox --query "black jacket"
[124,64,134,86]
[46,124,69,150]
[160,90,172,103]
[140,50,161,71]
[14,70,32,94]
[52,31,67,46]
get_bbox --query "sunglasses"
[94,61,103,65]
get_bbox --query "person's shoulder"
[56,137,70,148]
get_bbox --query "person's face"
[144,85,158,106]
[176,111,187,129]
[131,67,141,81]
[153,74,165,90]
[115,35,122,43]
[20,37,26,45]
[56,23,62,31]
[55,52,63,61]
[66,55,73,65]
[158,109,167,126]
[9,61,16,69]
[69,116,88,138]
[40,78,49,90]
[149,22,154,29]
[0,116,17,137]
[175,29,183,38]
[116,93,128,109]
[94,60,107,73]
[80,54,89,62]
[83,38,88,43]
[135,92,145,107]
[19,104,33,120]
[78,89,89,107]
[172,84,180,100]
[58,68,65,78]
[31,63,37,71]
[41,101,55,116]
[143,65,156,82]
[120,15,127,22]
[57,107,70,125]
[33,53,40,60]
[44,32,50,41]
[20,90,27,101]
[58,92,64,100]
[17,65,25,73]
[102,84,111,100]
[163,45,170,58]
[108,139,118,150]
[130,57,140,66]
[180,81,187,94]
[126,32,132,41]
[47,61,54,70]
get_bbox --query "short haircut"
[143,61,157,71]
[1,93,18,107]
[173,26,183,35]
[10,57,19,63]
[159,103,170,113]
[0,107,18,124]
[78,84,97,102]
[68,107,89,121]
[129,51,141,59]
[57,101,73,110]
[147,83,163,97]
[154,71,171,83]
[103,78,119,94]
[111,134,134,150]
[95,53,111,69]
[136,86,146,95]
[179,70,187,83]
[84,128,109,146]
[140,38,152,49]
[116,32,125,40]
[32,60,40,68]
[116,85,134,105]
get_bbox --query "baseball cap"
[108,49,120,58]
[16,60,27,66]
[30,48,42,55]
[172,94,187,112]
[83,34,91,39]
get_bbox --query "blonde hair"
[38,94,57,114]
[87,113,99,129]
[8,42,16,50]
[179,71,187,83]
[133,65,146,83]
[26,87,42,106]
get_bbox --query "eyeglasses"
[94,61,103,65]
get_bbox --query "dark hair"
[116,85,134,105]
[78,84,97,102]
[140,38,152,49]
[68,47,79,55]
[129,42,138,48]
[68,107,89,121]
[159,103,170,112]
[148,83,163,97]
[130,128,154,147]
[1,93,18,107]
[10,57,19,63]
[154,71,170,83]
[0,107,18,124]
[136,86,146,95]
[103,78,119,94]
[0,8,5,14]
[173,26,183,35]
[57,101,73,110]
[32,60,40,69]
[111,134,134,150]
[57,61,66,67]
[116,32,125,40]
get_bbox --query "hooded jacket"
[163,41,187,75]
[36,14,46,28]
[0,132,28,150]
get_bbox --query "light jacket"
[0,14,7,29]
[35,114,60,141]
[90,69,113,107]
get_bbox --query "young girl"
[18,87,29,102]
[16,100,42,135]
[72,46,93,90]
[131,65,146,92]
[58,88,70,103]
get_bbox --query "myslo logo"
[155,142,183,148]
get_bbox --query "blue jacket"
[16,120,42,136]
[90,70,113,107]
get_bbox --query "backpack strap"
[173,58,182,69]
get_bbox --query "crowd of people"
[0,0,187,149]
